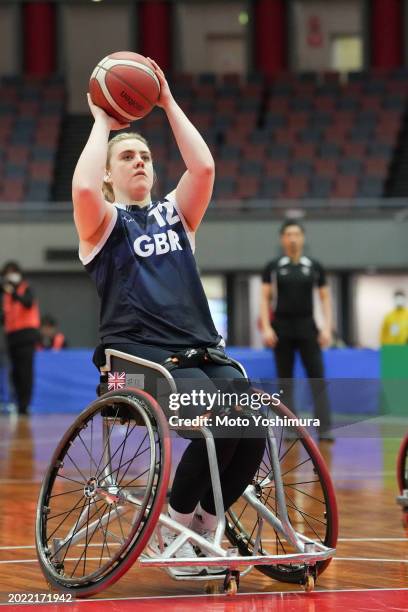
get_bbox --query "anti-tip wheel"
[303,574,315,593]
[225,576,238,596]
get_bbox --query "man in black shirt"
[260,220,333,440]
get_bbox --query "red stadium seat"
[241,143,267,160]
[235,176,260,199]
[287,113,309,130]
[291,143,316,159]
[274,126,299,145]
[0,177,25,202]
[217,160,239,179]
[314,98,336,112]
[215,99,236,113]
[266,98,290,113]
[330,176,358,198]
[6,145,30,164]
[313,159,338,178]
[264,159,289,177]
[28,160,54,181]
[363,158,389,176]
[281,176,309,199]
[167,159,185,181]
[342,142,367,158]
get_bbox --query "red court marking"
[3,588,408,612]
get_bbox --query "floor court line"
[1,537,407,551]
[1,556,407,565]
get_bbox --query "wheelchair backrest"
[100,349,177,417]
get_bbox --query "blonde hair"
[102,132,151,203]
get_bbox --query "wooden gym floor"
[0,414,407,611]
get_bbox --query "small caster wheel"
[303,574,315,593]
[205,582,219,595]
[225,576,237,596]
[223,569,239,595]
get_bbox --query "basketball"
[89,51,161,122]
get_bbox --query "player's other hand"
[263,326,278,348]
[86,93,130,131]
[147,58,173,109]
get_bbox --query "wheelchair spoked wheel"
[225,401,338,584]
[397,433,408,494]
[35,388,171,598]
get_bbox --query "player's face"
[280,226,305,254]
[109,138,154,201]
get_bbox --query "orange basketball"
[89,51,160,122]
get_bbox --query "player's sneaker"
[146,525,207,577]
[191,512,227,574]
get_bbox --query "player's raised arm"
[72,95,129,243]
[148,58,215,232]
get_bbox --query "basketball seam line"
[98,63,158,107]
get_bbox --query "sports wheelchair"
[396,432,408,527]
[35,348,338,597]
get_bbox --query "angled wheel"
[225,400,338,584]
[36,388,171,598]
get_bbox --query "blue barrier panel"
[27,347,380,415]
[31,350,96,414]
[227,347,380,415]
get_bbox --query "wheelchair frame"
[36,348,337,596]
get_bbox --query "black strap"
[162,346,236,372]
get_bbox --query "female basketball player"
[72,59,265,575]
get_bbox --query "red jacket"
[3,281,40,334]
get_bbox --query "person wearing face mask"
[380,290,408,345]
[1,261,40,415]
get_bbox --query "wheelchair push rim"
[35,388,171,597]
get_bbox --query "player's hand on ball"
[147,58,173,109]
[86,93,130,131]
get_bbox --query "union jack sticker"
[108,371,126,390]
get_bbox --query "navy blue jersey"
[79,192,222,350]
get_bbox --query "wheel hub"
[84,477,99,499]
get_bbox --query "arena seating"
[152,70,406,203]
[0,70,406,205]
[0,75,65,202]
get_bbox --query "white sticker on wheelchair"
[126,373,145,389]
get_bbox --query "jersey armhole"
[164,190,196,253]
[78,205,118,265]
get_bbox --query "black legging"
[8,342,36,414]
[274,334,332,432]
[108,343,266,515]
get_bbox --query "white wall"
[176,2,247,73]
[61,4,131,113]
[352,274,408,348]
[292,0,363,71]
[0,4,19,76]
